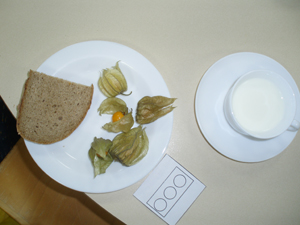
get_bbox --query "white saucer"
[195,52,300,162]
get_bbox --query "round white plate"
[25,41,173,193]
[195,52,300,162]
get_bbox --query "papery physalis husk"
[98,61,131,97]
[136,96,176,124]
[109,125,149,166]
[88,137,113,177]
[102,111,134,133]
[98,97,128,115]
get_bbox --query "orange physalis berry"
[112,111,124,122]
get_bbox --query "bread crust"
[16,70,94,144]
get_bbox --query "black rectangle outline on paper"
[146,166,194,217]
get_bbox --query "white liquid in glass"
[232,78,285,134]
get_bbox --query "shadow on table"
[0,95,125,225]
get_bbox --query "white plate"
[25,41,173,193]
[195,52,300,162]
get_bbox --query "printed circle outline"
[163,186,177,200]
[154,198,167,212]
[173,174,187,188]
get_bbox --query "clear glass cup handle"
[288,120,300,131]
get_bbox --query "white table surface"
[1,1,300,224]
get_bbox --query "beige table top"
[1,1,300,224]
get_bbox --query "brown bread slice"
[17,70,94,144]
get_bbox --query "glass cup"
[224,70,299,139]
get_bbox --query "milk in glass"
[232,78,285,134]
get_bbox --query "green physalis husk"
[98,61,131,97]
[136,96,176,124]
[98,97,128,116]
[102,111,134,133]
[88,137,113,177]
[109,125,149,166]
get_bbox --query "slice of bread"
[17,70,94,144]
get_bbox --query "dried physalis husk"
[109,125,149,166]
[98,61,131,97]
[102,111,134,133]
[136,96,176,124]
[88,137,113,177]
[98,97,128,115]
